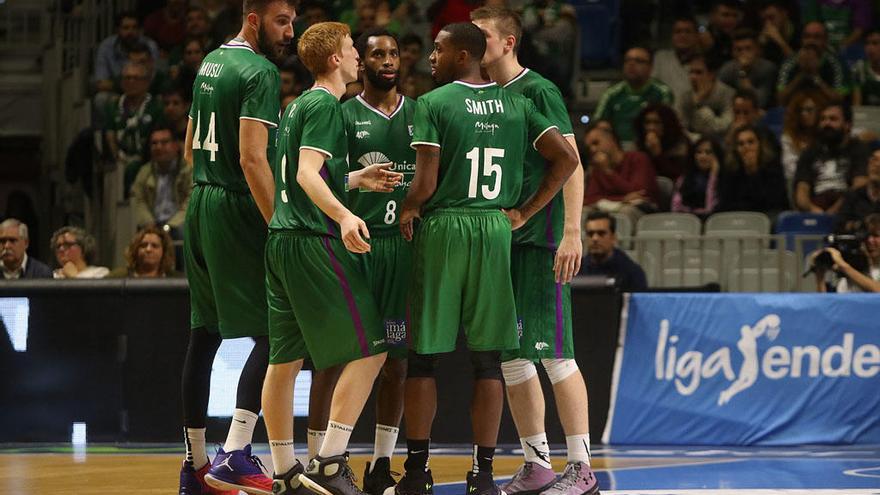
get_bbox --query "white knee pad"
[501,358,538,386]
[540,358,579,384]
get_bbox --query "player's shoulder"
[506,68,560,94]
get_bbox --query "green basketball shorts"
[265,231,387,369]
[409,208,519,355]
[185,184,268,338]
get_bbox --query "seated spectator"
[594,47,673,144]
[94,12,160,94]
[633,103,690,180]
[210,0,243,44]
[725,89,781,157]
[578,211,648,291]
[838,149,880,233]
[398,33,434,98]
[519,1,578,96]
[108,226,179,278]
[811,213,880,292]
[718,28,779,108]
[143,0,187,54]
[584,125,659,223]
[279,59,309,108]
[294,0,331,34]
[719,124,790,214]
[679,54,735,139]
[51,226,109,279]
[1,218,52,279]
[781,89,827,190]
[130,126,192,231]
[126,42,171,96]
[653,16,702,104]
[104,62,166,195]
[802,0,872,51]
[699,0,743,63]
[852,28,880,106]
[758,0,799,66]
[795,103,869,213]
[777,22,851,105]
[161,86,191,144]
[671,137,722,217]
[168,6,217,66]
[169,37,207,91]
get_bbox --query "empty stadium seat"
[656,176,675,211]
[726,249,797,292]
[705,211,771,235]
[660,248,721,287]
[636,212,701,235]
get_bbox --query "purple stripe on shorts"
[321,237,370,356]
[554,281,564,358]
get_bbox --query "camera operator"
[811,213,880,292]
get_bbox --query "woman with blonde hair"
[781,90,827,189]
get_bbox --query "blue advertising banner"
[603,293,880,445]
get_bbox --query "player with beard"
[303,28,416,495]
[178,1,295,494]
[391,22,578,495]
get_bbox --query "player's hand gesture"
[399,204,421,241]
[554,234,582,284]
[340,214,371,253]
[503,208,526,230]
[356,162,404,192]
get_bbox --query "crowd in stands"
[7,0,880,291]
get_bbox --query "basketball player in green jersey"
[392,22,578,495]
[178,1,293,494]
[471,7,599,495]
[304,27,416,495]
[260,22,404,495]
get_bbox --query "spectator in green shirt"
[853,28,880,106]
[594,46,674,144]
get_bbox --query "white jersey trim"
[355,94,405,120]
[452,80,497,89]
[410,141,440,149]
[503,68,530,88]
[531,125,558,149]
[240,116,278,128]
[300,145,333,159]
[221,41,255,53]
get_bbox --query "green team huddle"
[185,35,577,369]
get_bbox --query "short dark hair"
[441,22,487,61]
[712,0,742,12]
[734,88,760,108]
[400,33,423,49]
[149,125,176,140]
[127,41,152,58]
[161,85,191,102]
[585,121,622,147]
[627,45,654,64]
[821,101,853,123]
[672,15,699,29]
[115,11,139,28]
[865,26,880,39]
[354,27,397,59]
[865,213,880,233]
[687,53,723,73]
[732,27,758,43]
[243,0,299,14]
[586,210,616,234]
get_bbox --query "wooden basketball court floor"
[1,444,878,494]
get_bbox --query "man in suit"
[1,218,52,279]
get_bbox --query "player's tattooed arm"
[298,148,372,253]
[556,135,585,283]
[349,163,404,192]
[400,145,440,241]
[506,129,578,230]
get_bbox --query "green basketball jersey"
[411,81,554,213]
[342,94,417,236]
[270,87,348,237]
[504,69,574,250]
[189,40,280,192]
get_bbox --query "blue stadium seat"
[761,106,785,138]
[774,211,836,254]
[572,0,620,69]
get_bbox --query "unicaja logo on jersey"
[654,314,880,406]
[357,151,389,168]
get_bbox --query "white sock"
[270,439,297,476]
[224,408,258,452]
[318,421,353,458]
[565,433,591,465]
[184,427,209,469]
[521,432,552,469]
[307,429,326,460]
[370,424,399,472]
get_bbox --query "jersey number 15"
[467,147,504,200]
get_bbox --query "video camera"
[805,233,869,276]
